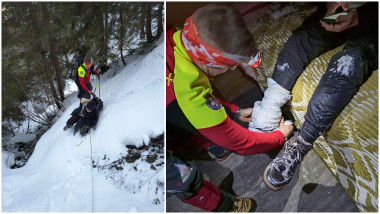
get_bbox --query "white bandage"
[249,78,292,132]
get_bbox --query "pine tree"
[155,2,164,40]
[2,2,163,137]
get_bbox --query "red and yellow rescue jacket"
[166,26,284,155]
[78,63,99,92]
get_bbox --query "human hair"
[193,4,257,57]
[84,56,92,64]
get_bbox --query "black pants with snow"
[271,5,378,143]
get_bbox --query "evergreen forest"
[2,2,164,137]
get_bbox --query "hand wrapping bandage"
[249,78,292,132]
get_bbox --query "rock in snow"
[2,39,164,212]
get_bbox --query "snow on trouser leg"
[249,78,292,132]
[264,36,378,191]
[300,46,376,143]
[252,7,348,133]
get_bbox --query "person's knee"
[74,119,85,130]
[272,33,306,89]
[180,165,203,196]
[166,155,203,196]
[327,48,366,85]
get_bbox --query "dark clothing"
[271,3,378,143]
[86,100,97,111]
[77,82,93,99]
[66,97,103,136]
[166,153,234,211]
[166,153,203,197]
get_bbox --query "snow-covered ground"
[2,39,165,212]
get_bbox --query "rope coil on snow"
[76,126,89,146]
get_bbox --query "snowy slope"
[2,40,164,212]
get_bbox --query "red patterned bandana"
[181,16,260,68]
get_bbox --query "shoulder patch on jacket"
[78,66,86,77]
[204,93,222,110]
[172,30,227,129]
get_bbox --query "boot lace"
[272,135,309,178]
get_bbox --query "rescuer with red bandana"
[166,4,294,212]
[78,56,100,100]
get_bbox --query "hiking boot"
[229,196,257,212]
[63,124,73,131]
[215,190,256,212]
[206,144,231,161]
[263,133,313,191]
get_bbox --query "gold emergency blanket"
[250,3,378,212]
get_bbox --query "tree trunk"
[42,54,62,109]
[155,2,164,40]
[29,4,62,109]
[103,6,109,67]
[97,3,109,72]
[5,119,16,136]
[64,54,70,67]
[119,11,126,66]
[42,3,65,101]
[140,4,146,40]
[145,3,153,43]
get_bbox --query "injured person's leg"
[263,40,377,191]
[249,78,292,132]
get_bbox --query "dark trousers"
[66,115,81,126]
[66,115,90,135]
[271,7,378,143]
[77,82,93,100]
